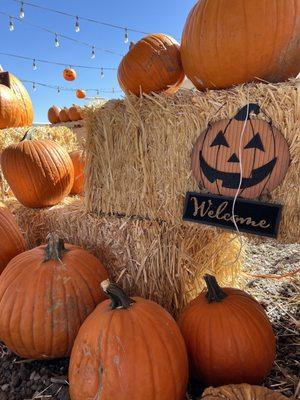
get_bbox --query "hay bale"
[0,125,79,200]
[6,197,243,317]
[84,81,299,243]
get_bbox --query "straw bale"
[6,197,243,317]
[0,125,79,200]
[84,80,299,243]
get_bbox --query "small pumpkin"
[181,0,300,89]
[178,275,276,387]
[69,150,85,195]
[47,105,61,124]
[63,68,77,81]
[68,104,82,121]
[76,89,86,99]
[201,384,288,400]
[0,202,26,274]
[59,107,71,122]
[0,84,20,129]
[1,129,74,208]
[69,281,188,400]
[0,233,108,359]
[0,67,33,126]
[118,33,185,96]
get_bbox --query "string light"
[54,33,60,47]
[19,1,25,18]
[91,46,96,59]
[9,16,14,31]
[124,28,129,43]
[32,58,37,70]
[96,90,100,96]
[75,15,80,32]
[100,67,104,79]
[32,82,36,91]
[57,86,60,94]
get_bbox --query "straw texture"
[6,197,242,317]
[85,81,299,243]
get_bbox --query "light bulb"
[91,46,96,59]
[54,34,60,47]
[9,17,14,31]
[100,68,104,79]
[32,82,37,92]
[32,59,37,70]
[75,16,80,32]
[57,87,60,94]
[124,28,129,44]
[112,87,115,94]
[19,2,25,19]
[96,90,99,96]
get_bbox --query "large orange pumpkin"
[181,0,300,90]
[0,202,26,274]
[1,129,74,208]
[0,233,108,359]
[48,105,61,124]
[201,384,289,400]
[69,150,85,195]
[178,275,276,387]
[68,104,82,121]
[0,84,20,129]
[0,67,33,126]
[118,34,185,96]
[59,107,71,122]
[69,281,189,400]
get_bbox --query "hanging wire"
[32,58,37,70]
[74,15,80,32]
[19,1,24,18]
[9,16,14,30]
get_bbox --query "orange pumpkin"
[59,107,71,122]
[69,281,189,400]
[63,68,77,81]
[0,202,26,274]
[178,275,276,387]
[201,384,289,400]
[0,84,20,129]
[76,89,86,99]
[118,34,185,96]
[0,233,108,359]
[69,150,85,195]
[68,104,82,121]
[1,129,74,208]
[181,0,300,89]
[47,105,61,124]
[0,67,33,126]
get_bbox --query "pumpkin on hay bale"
[5,197,243,318]
[48,105,61,124]
[201,384,289,400]
[69,150,85,195]
[68,104,83,121]
[59,107,71,122]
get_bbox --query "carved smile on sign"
[191,104,290,199]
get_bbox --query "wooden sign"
[191,104,290,199]
[183,192,282,238]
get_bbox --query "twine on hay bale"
[6,197,243,317]
[0,125,79,200]
[84,80,299,244]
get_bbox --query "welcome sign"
[183,192,282,238]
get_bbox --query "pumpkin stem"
[101,280,135,310]
[234,103,260,121]
[44,233,68,262]
[204,274,228,303]
[20,127,36,142]
[129,42,135,50]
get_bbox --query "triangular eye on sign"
[191,104,290,200]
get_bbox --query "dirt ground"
[0,240,299,400]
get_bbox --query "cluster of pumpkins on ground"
[48,104,84,124]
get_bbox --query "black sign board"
[183,192,282,238]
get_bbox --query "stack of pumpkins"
[48,104,83,124]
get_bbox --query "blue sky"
[0,0,196,122]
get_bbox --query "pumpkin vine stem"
[204,274,228,303]
[44,233,68,262]
[101,280,135,310]
[20,127,37,142]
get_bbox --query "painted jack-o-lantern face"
[192,104,290,199]
[63,68,77,82]
[76,89,86,99]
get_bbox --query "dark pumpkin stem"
[20,128,36,142]
[44,233,68,262]
[204,274,228,303]
[129,42,135,50]
[101,280,135,310]
[234,103,260,121]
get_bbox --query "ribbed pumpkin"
[63,68,77,81]
[76,89,86,99]
[118,34,185,96]
[181,0,300,90]
[178,275,276,387]
[69,281,189,400]
[59,107,71,122]
[69,150,85,195]
[0,202,26,274]
[0,67,33,126]
[1,129,74,208]
[0,233,108,359]
[201,384,289,400]
[0,84,20,129]
[68,104,82,121]
[48,105,61,124]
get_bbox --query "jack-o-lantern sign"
[63,68,77,81]
[191,104,290,199]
